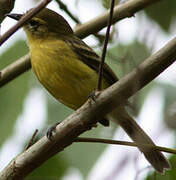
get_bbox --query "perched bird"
[7,8,170,173]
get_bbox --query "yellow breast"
[30,39,106,109]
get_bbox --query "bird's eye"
[28,20,39,28]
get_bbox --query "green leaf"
[0,40,31,146]
[101,0,119,9]
[26,155,68,179]
[46,95,73,125]
[156,82,176,130]
[106,40,151,76]
[145,0,176,32]
[106,40,153,115]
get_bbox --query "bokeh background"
[0,0,176,179]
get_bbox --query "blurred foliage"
[156,82,176,130]
[145,0,176,32]
[0,40,31,147]
[101,0,119,9]
[46,95,73,125]
[106,39,151,76]
[62,131,108,177]
[106,40,153,115]
[26,155,68,180]
[164,101,176,130]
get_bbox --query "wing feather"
[65,36,118,86]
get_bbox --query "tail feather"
[107,106,171,173]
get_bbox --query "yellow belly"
[30,39,108,109]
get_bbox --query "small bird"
[7,8,170,173]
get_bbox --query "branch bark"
[0,0,52,46]
[0,0,15,23]
[0,54,30,87]
[0,34,176,180]
[75,0,161,39]
[0,0,162,87]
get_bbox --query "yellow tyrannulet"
[7,8,170,173]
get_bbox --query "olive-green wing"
[65,36,118,86]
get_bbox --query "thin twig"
[25,129,38,150]
[97,0,115,90]
[55,0,80,23]
[74,137,176,154]
[0,0,52,46]
[55,0,106,44]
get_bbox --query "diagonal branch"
[0,0,15,23]
[0,0,52,46]
[0,34,176,180]
[0,0,162,87]
[55,0,79,23]
[75,137,176,154]
[75,0,161,39]
[0,54,31,87]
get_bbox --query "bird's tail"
[107,106,171,173]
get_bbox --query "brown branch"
[0,0,52,46]
[0,0,163,88]
[25,129,38,150]
[75,137,176,154]
[75,0,161,39]
[0,54,31,87]
[97,0,115,90]
[0,0,15,23]
[0,35,176,180]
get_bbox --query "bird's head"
[7,8,74,41]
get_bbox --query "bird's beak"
[6,13,23,21]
